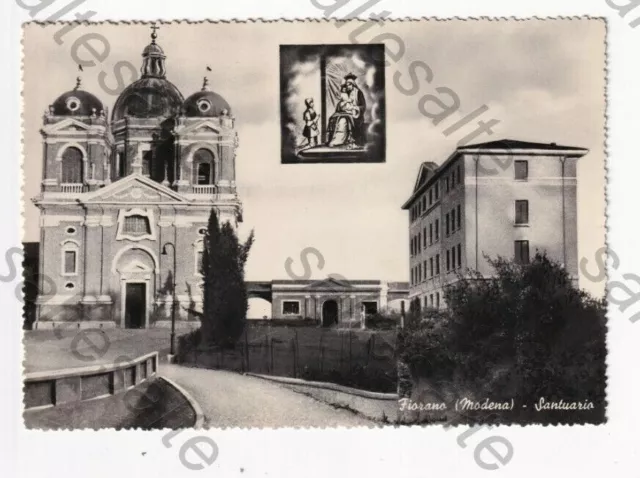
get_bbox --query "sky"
[22,20,607,297]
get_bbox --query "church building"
[33,27,241,329]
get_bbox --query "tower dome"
[112,25,184,121]
[50,77,104,116]
[183,77,231,117]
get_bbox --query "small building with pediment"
[247,278,409,327]
[32,27,241,329]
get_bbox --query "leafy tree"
[199,208,254,348]
[399,252,606,422]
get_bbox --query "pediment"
[43,118,94,134]
[83,174,189,204]
[306,276,354,291]
[176,120,222,136]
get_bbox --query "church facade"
[33,28,240,329]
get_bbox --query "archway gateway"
[322,299,338,327]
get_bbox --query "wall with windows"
[463,153,579,279]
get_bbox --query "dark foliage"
[399,252,607,422]
[198,209,254,348]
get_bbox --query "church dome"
[183,78,231,117]
[51,80,104,116]
[112,77,184,121]
[112,25,184,121]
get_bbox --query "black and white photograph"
[20,18,606,430]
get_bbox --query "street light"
[161,242,177,358]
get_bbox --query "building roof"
[401,139,589,209]
[460,139,588,152]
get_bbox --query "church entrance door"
[125,283,146,329]
[322,299,338,327]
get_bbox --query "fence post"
[244,326,250,372]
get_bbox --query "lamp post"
[161,242,177,359]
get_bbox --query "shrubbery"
[398,252,607,422]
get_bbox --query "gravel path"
[160,365,375,428]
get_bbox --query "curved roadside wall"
[24,352,159,410]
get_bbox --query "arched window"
[193,149,215,185]
[61,147,84,184]
[123,215,151,236]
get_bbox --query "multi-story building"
[402,139,588,309]
[32,27,241,329]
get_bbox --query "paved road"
[161,365,374,428]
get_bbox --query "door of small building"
[125,283,146,329]
[322,299,338,327]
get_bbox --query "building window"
[429,294,434,307]
[423,260,427,281]
[117,150,126,178]
[450,208,456,232]
[123,215,151,236]
[429,257,434,278]
[61,240,80,276]
[142,150,153,177]
[451,246,456,270]
[61,147,83,184]
[451,169,456,187]
[434,182,439,199]
[457,204,462,229]
[515,200,529,225]
[64,282,75,291]
[429,223,433,245]
[515,160,529,180]
[457,164,462,185]
[282,301,300,316]
[435,254,440,275]
[422,195,427,212]
[418,263,422,282]
[446,250,451,271]
[65,226,77,235]
[63,250,77,275]
[445,213,450,236]
[429,189,433,206]
[423,227,427,249]
[435,292,440,309]
[445,176,450,193]
[362,301,378,315]
[457,244,462,268]
[515,240,530,264]
[417,231,422,251]
[193,149,216,185]
[435,219,440,241]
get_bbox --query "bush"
[398,252,607,422]
[249,317,320,327]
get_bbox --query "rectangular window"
[446,250,451,271]
[457,164,462,185]
[435,219,440,241]
[282,301,300,316]
[435,292,440,309]
[451,246,456,270]
[429,294,434,307]
[422,195,427,212]
[123,215,151,236]
[435,182,439,199]
[429,257,434,278]
[423,227,427,249]
[451,169,456,188]
[445,213,450,236]
[515,200,529,225]
[410,268,414,286]
[457,204,462,229]
[450,209,456,232]
[515,240,530,264]
[423,260,427,281]
[64,250,77,275]
[142,150,153,177]
[417,231,422,251]
[457,244,462,268]
[446,176,450,192]
[118,151,126,178]
[429,223,433,245]
[435,254,440,275]
[362,301,378,315]
[418,263,422,282]
[515,160,529,180]
[196,250,204,274]
[429,189,433,206]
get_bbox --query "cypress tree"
[200,208,254,348]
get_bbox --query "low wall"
[23,351,158,410]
